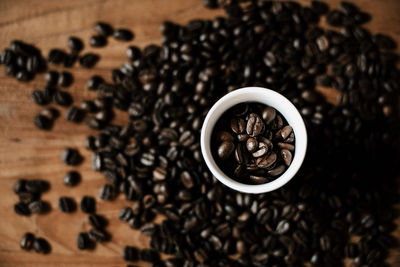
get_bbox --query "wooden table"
[0,0,399,266]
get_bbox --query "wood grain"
[0,0,399,266]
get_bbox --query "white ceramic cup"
[200,87,307,194]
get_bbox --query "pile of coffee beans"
[4,1,400,266]
[212,102,295,184]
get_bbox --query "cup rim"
[200,87,308,194]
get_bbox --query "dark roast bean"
[81,196,96,214]
[88,214,108,229]
[1,49,15,65]
[262,107,276,124]
[217,141,234,160]
[67,36,84,53]
[88,228,109,242]
[61,148,82,165]
[77,232,93,250]
[64,171,81,186]
[123,246,139,262]
[20,232,35,250]
[79,53,99,68]
[31,90,48,106]
[44,71,59,86]
[66,106,84,123]
[53,90,73,106]
[16,70,32,82]
[14,179,26,194]
[25,180,49,193]
[230,118,246,134]
[249,176,268,184]
[87,75,104,91]
[246,137,258,152]
[268,165,286,177]
[32,238,51,254]
[47,49,67,64]
[19,192,35,204]
[34,114,52,130]
[114,29,134,41]
[256,152,277,169]
[281,149,293,166]
[90,35,107,47]
[99,184,115,200]
[58,197,76,213]
[139,249,160,263]
[14,202,30,216]
[58,71,73,87]
[94,22,114,36]
[246,113,264,137]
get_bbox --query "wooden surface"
[0,0,399,266]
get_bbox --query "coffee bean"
[126,46,141,60]
[25,180,49,193]
[58,197,76,213]
[262,107,276,124]
[19,192,36,204]
[14,202,30,216]
[34,114,52,130]
[67,36,84,53]
[256,152,277,169]
[88,228,109,242]
[31,90,48,106]
[81,196,96,214]
[230,118,246,134]
[53,90,73,106]
[249,176,268,184]
[94,22,114,36]
[14,179,26,194]
[63,171,81,186]
[246,137,258,152]
[58,71,73,87]
[99,184,115,200]
[28,200,48,214]
[123,246,139,262]
[281,149,293,166]
[217,141,234,160]
[61,148,82,165]
[79,53,99,68]
[40,107,59,121]
[114,29,134,41]
[47,49,67,64]
[66,106,85,123]
[32,238,51,254]
[268,165,286,177]
[90,35,107,47]
[20,232,35,250]
[44,71,59,86]
[246,113,264,137]
[1,49,15,65]
[16,70,32,82]
[77,232,93,250]
[139,249,160,263]
[87,75,104,91]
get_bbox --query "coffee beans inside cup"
[212,102,295,184]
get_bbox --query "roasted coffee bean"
[34,114,52,130]
[88,214,108,229]
[25,180,49,193]
[249,176,268,184]
[28,200,48,214]
[58,197,76,213]
[66,106,84,123]
[67,36,84,53]
[268,165,286,177]
[139,249,160,263]
[31,90,48,106]
[61,148,82,165]
[79,53,99,68]
[1,49,15,65]
[126,46,141,60]
[77,232,93,250]
[53,90,73,106]
[230,118,246,134]
[216,131,234,142]
[47,49,67,64]
[246,113,264,137]
[90,35,107,47]
[94,22,114,36]
[81,196,96,213]
[32,238,51,254]
[16,70,32,82]
[58,71,73,87]
[262,107,276,124]
[26,55,40,73]
[281,149,293,166]
[256,152,277,169]
[19,192,36,204]
[123,246,139,262]
[87,75,104,91]
[40,107,59,121]
[88,228,109,242]
[14,179,26,194]
[14,202,30,216]
[63,171,81,186]
[217,141,234,160]
[280,126,293,140]
[44,71,59,86]
[246,137,258,152]
[20,232,35,250]
[114,29,134,41]
[99,184,115,200]
[63,53,78,68]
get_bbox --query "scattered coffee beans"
[58,197,76,213]
[32,238,51,254]
[20,233,35,250]
[61,148,82,165]
[113,29,134,41]
[81,196,95,214]
[63,171,81,186]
